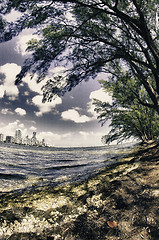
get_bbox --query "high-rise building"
[6,136,14,143]
[31,132,37,145]
[15,129,22,144]
[0,130,47,146]
[0,133,4,142]
[23,135,31,145]
[33,132,36,138]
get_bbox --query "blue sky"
[0,13,112,147]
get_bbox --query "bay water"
[0,143,135,193]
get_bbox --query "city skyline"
[0,129,46,147]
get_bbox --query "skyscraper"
[31,132,37,145]
[15,129,22,144]
[0,133,4,142]
[6,136,14,143]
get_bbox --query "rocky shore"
[0,143,159,240]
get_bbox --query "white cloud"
[23,74,46,94]
[61,109,92,123]
[79,131,103,138]
[8,96,18,101]
[89,88,112,103]
[0,63,21,99]
[15,31,40,56]
[38,131,61,141]
[49,66,66,76]
[1,108,8,115]
[87,88,112,117]
[1,108,13,115]
[32,95,62,116]
[23,66,67,95]
[78,131,105,146]
[24,91,30,96]
[34,111,43,117]
[37,131,69,146]
[3,9,22,22]
[37,130,105,147]
[30,126,37,131]
[87,101,97,117]
[15,108,26,116]
[0,86,5,98]
[26,99,31,105]
[0,120,27,137]
[37,131,84,147]
[19,123,25,129]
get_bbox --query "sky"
[0,12,112,147]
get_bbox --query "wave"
[0,173,26,180]
[54,159,75,163]
[43,163,88,171]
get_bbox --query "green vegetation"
[1,1,159,143]
[94,67,159,144]
[0,1,159,113]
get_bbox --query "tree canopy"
[94,69,159,144]
[0,0,159,113]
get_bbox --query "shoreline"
[0,142,135,194]
[0,143,159,239]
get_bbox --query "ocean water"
[0,143,135,193]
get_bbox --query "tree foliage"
[0,0,159,112]
[94,70,159,144]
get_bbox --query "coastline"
[0,143,159,239]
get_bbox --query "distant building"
[31,132,37,145]
[38,138,45,147]
[23,135,31,145]
[0,133,4,142]
[15,129,22,144]
[41,139,45,147]
[0,130,47,147]
[6,136,14,143]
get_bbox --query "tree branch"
[130,61,159,108]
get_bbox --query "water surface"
[0,143,135,193]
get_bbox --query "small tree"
[94,70,159,144]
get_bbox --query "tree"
[0,0,159,112]
[94,70,159,144]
